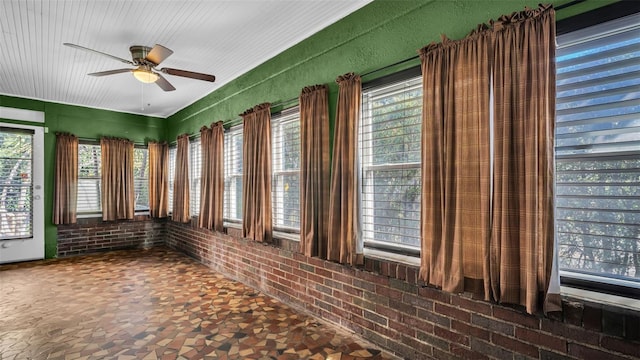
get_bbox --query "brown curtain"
[172,134,191,223]
[299,84,331,258]
[418,4,557,314]
[490,5,559,314]
[53,133,78,225]
[198,122,225,231]
[242,103,273,242]
[148,141,169,218]
[419,30,491,295]
[327,73,363,265]
[100,137,135,221]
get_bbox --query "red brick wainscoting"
[165,220,640,360]
[57,216,166,257]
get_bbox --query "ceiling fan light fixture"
[132,67,159,83]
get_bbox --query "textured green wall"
[166,0,617,139]
[0,94,165,258]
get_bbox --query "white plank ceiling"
[0,0,371,118]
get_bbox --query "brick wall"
[166,220,640,360]
[57,216,166,257]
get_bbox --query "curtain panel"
[53,133,78,225]
[327,73,363,266]
[299,84,331,258]
[172,134,191,223]
[419,29,492,296]
[490,5,559,314]
[198,122,225,231]
[148,141,169,218]
[418,4,558,314]
[242,103,273,243]
[100,137,135,221]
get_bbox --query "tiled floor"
[0,247,395,360]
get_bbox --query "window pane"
[133,147,149,211]
[0,129,33,239]
[168,146,176,213]
[190,139,201,216]
[77,144,101,213]
[272,109,301,232]
[360,76,422,251]
[556,13,640,284]
[224,126,243,222]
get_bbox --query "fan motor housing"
[129,45,153,64]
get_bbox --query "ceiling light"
[132,67,159,83]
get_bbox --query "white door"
[0,123,45,263]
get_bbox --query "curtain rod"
[555,0,587,11]
[77,137,146,146]
[360,0,585,79]
[221,97,299,129]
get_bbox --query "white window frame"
[133,146,150,213]
[224,125,243,224]
[168,146,176,214]
[359,71,423,258]
[555,10,640,295]
[190,138,201,217]
[271,107,301,234]
[77,143,102,215]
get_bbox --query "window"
[77,143,101,214]
[556,11,640,291]
[359,71,422,254]
[168,146,176,214]
[224,125,243,223]
[190,138,201,216]
[133,147,149,212]
[271,108,301,232]
[77,144,149,215]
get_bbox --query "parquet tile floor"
[0,247,395,360]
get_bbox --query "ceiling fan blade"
[64,43,134,65]
[155,74,176,91]
[88,69,133,76]
[146,44,173,65]
[160,68,216,82]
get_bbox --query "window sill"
[223,221,242,230]
[364,247,420,267]
[76,213,101,219]
[561,285,640,313]
[75,212,150,220]
[222,222,299,242]
[273,231,299,242]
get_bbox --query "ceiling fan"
[63,43,216,91]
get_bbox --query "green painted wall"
[166,0,617,139]
[0,94,165,258]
